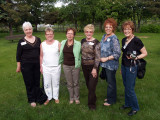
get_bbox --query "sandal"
[44,99,50,105]
[103,102,111,106]
[55,99,59,104]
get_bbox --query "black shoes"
[128,110,137,116]
[119,105,130,110]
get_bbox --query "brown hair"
[66,28,76,36]
[122,21,135,33]
[104,18,117,32]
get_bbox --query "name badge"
[107,38,111,42]
[21,41,27,46]
[88,42,94,45]
[123,44,127,49]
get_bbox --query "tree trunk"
[75,20,78,30]
[9,23,13,36]
[133,9,136,32]
[35,23,38,32]
[137,13,141,33]
[99,22,103,32]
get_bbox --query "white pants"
[42,65,61,100]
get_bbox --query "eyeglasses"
[85,31,93,33]
[105,26,113,29]
[46,34,53,36]
[124,28,132,31]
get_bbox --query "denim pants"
[104,68,117,104]
[121,64,139,111]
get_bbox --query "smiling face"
[23,26,33,37]
[84,29,94,40]
[45,31,54,41]
[123,25,133,38]
[105,24,113,36]
[66,30,74,41]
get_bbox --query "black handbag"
[137,59,147,79]
[100,67,106,80]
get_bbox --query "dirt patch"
[138,36,149,38]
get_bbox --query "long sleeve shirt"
[16,37,41,63]
[81,38,100,69]
[100,34,121,70]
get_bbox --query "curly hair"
[104,18,117,32]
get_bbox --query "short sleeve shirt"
[122,36,144,66]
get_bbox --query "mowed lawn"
[0,32,159,120]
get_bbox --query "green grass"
[0,32,160,120]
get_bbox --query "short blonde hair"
[22,22,32,31]
[84,24,95,32]
[45,27,54,34]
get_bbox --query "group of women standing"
[16,18,147,116]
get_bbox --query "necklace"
[126,35,134,42]
[67,41,73,47]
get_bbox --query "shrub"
[140,24,160,33]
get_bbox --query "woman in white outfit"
[40,27,61,104]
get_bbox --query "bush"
[140,24,160,33]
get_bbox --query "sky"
[54,1,67,8]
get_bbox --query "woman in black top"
[16,22,48,107]
[120,21,147,116]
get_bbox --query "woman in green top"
[59,28,81,104]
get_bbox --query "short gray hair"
[45,27,54,33]
[22,22,32,31]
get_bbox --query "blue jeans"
[104,68,117,104]
[121,65,139,111]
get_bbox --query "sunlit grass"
[0,32,160,120]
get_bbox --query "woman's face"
[123,25,133,37]
[45,31,54,41]
[24,26,33,37]
[66,30,74,41]
[105,24,113,35]
[84,29,94,40]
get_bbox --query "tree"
[0,0,30,35]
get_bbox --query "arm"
[101,37,121,62]
[16,40,22,72]
[135,47,147,60]
[92,42,101,78]
[40,44,43,74]
[58,42,61,52]
[16,62,21,72]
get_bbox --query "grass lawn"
[0,32,160,120]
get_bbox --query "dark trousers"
[21,62,47,104]
[82,65,99,109]
[104,68,117,104]
[121,65,139,111]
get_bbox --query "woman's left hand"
[91,68,97,78]
[101,57,108,62]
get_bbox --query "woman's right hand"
[16,66,21,72]
[40,66,43,74]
